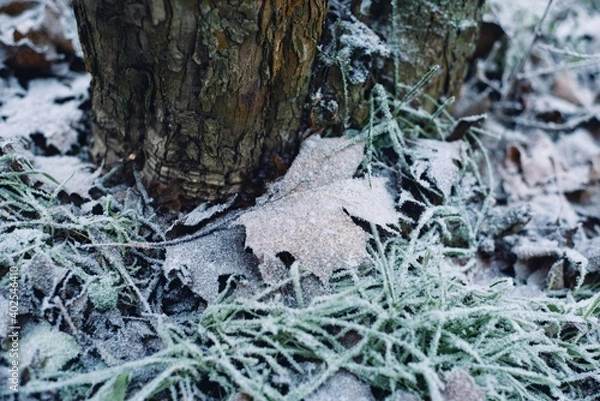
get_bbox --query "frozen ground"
[1,1,599,400]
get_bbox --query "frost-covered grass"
[14,197,600,400]
[3,1,600,399]
[0,152,162,310]
[5,81,599,400]
[0,150,167,391]
[35,242,599,400]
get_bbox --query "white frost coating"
[305,370,375,401]
[163,227,260,303]
[336,19,391,85]
[0,8,41,45]
[20,323,80,374]
[411,139,466,200]
[456,19,479,30]
[359,0,372,16]
[235,135,399,285]
[460,113,488,123]
[0,229,49,258]
[33,155,101,197]
[0,74,90,150]
[339,20,390,60]
[0,0,84,58]
[180,195,237,227]
[486,0,552,32]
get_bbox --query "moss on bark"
[74,0,482,204]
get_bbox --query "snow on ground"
[0,74,90,151]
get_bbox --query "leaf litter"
[1,0,600,400]
[163,226,260,303]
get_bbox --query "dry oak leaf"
[234,135,398,285]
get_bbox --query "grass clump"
[19,201,600,400]
[0,150,162,295]
[0,146,167,398]
[9,77,600,400]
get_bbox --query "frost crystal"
[336,19,390,85]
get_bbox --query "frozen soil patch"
[1,1,600,400]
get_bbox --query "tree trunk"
[73,0,482,205]
[73,0,328,204]
[312,0,484,133]
[370,0,484,107]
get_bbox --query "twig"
[53,296,80,339]
[502,0,554,100]
[78,209,243,249]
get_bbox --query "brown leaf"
[552,71,591,107]
[1,0,80,71]
[499,129,599,227]
[0,1,39,16]
[501,131,589,196]
[235,135,398,284]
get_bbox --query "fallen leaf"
[179,195,237,227]
[552,71,592,107]
[499,129,599,228]
[501,130,590,195]
[410,139,466,199]
[578,237,600,273]
[305,370,375,401]
[569,184,600,220]
[441,368,484,401]
[21,322,80,374]
[23,252,68,297]
[163,226,260,303]
[511,236,588,289]
[234,135,398,284]
[446,113,487,141]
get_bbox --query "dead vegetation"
[1,1,600,400]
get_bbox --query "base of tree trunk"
[74,0,481,206]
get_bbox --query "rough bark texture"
[73,0,482,204]
[310,0,483,135]
[382,0,484,105]
[73,0,327,203]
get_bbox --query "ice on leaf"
[410,139,466,199]
[234,135,398,284]
[163,226,259,303]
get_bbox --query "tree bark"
[73,0,327,203]
[312,0,484,133]
[373,0,484,106]
[73,0,482,205]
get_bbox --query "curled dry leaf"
[504,131,571,190]
[511,236,588,290]
[234,135,398,284]
[499,130,595,227]
[410,139,466,199]
[552,71,593,108]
